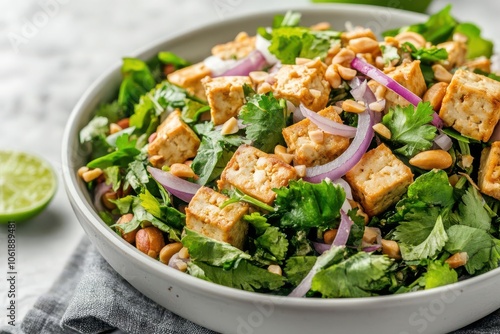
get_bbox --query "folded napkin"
[1,237,499,334]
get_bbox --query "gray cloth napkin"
[1,236,499,334]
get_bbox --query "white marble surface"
[0,0,498,329]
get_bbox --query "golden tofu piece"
[211,32,256,60]
[345,144,414,216]
[147,110,200,167]
[437,41,467,70]
[439,69,500,142]
[383,60,427,109]
[479,141,500,200]
[202,76,251,125]
[218,145,297,205]
[272,58,330,111]
[186,187,249,249]
[167,62,211,100]
[282,106,350,167]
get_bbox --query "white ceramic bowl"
[62,5,500,334]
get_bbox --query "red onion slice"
[434,132,453,151]
[300,104,356,138]
[363,244,382,252]
[333,178,353,200]
[215,50,267,77]
[147,166,200,203]
[351,57,443,128]
[94,182,112,212]
[304,108,373,183]
[204,56,237,77]
[313,242,331,255]
[333,210,354,247]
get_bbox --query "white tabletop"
[0,0,498,328]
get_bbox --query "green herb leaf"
[274,180,345,231]
[118,58,156,114]
[398,215,448,261]
[247,213,289,264]
[455,23,494,59]
[451,187,491,231]
[188,260,286,292]
[407,170,454,208]
[421,261,458,290]
[182,229,251,269]
[382,102,437,157]
[158,51,191,69]
[311,252,392,297]
[240,86,287,153]
[284,256,317,286]
[402,42,449,63]
[87,133,140,169]
[79,116,109,144]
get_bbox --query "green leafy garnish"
[284,256,317,286]
[87,133,140,169]
[158,51,191,69]
[246,213,289,264]
[240,85,288,153]
[312,252,393,298]
[118,58,156,115]
[382,102,437,157]
[421,261,458,290]
[274,180,345,231]
[398,215,448,261]
[402,42,449,63]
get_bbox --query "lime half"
[0,150,57,223]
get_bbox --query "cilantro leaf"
[191,122,248,185]
[290,230,314,256]
[451,187,492,231]
[392,202,442,245]
[402,42,449,63]
[274,180,345,231]
[445,225,500,275]
[188,260,286,292]
[398,215,448,261]
[382,102,437,157]
[407,170,455,208]
[79,116,109,144]
[284,256,317,286]
[182,229,251,269]
[94,101,126,123]
[421,261,458,290]
[311,252,393,298]
[455,23,493,59]
[87,133,140,169]
[246,213,289,264]
[239,86,287,153]
[118,58,156,115]
[157,51,191,69]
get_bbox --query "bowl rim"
[62,3,500,309]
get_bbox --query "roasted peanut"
[159,242,184,264]
[170,163,196,179]
[348,37,380,54]
[381,239,402,260]
[174,260,188,272]
[77,166,89,178]
[102,191,117,210]
[325,64,341,88]
[372,123,391,139]
[423,82,448,111]
[323,229,338,245]
[295,57,312,65]
[249,71,269,85]
[149,155,165,167]
[395,31,426,49]
[116,213,137,244]
[368,100,385,112]
[310,21,330,31]
[178,247,190,260]
[336,65,357,81]
[448,174,460,187]
[461,155,474,169]
[82,168,103,182]
[221,117,239,135]
[109,123,122,134]
[268,265,282,276]
[432,64,453,83]
[363,227,380,244]
[116,118,130,129]
[274,145,287,155]
[308,129,324,144]
[294,165,306,178]
[135,226,166,258]
[445,252,468,269]
[409,150,453,170]
[331,48,355,67]
[342,100,366,113]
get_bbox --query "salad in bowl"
[77,6,500,299]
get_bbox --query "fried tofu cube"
[345,144,414,216]
[282,106,350,167]
[218,145,297,205]
[147,110,200,167]
[167,62,211,100]
[478,141,500,200]
[211,32,256,60]
[186,187,249,249]
[464,56,491,73]
[439,69,500,142]
[202,76,251,125]
[437,41,467,70]
[272,58,330,111]
[383,60,427,109]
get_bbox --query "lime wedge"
[0,150,57,223]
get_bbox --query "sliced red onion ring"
[333,178,353,200]
[304,108,373,183]
[351,57,443,128]
[215,50,267,77]
[299,104,356,138]
[147,166,200,203]
[434,132,453,151]
[94,182,112,212]
[168,252,190,270]
[333,210,354,247]
[363,244,382,252]
[203,55,237,77]
[313,242,331,255]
